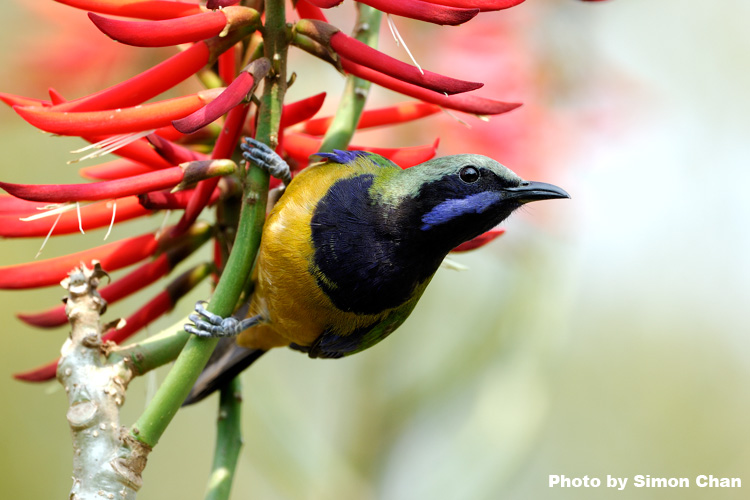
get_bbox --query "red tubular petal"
[451,228,505,252]
[173,58,269,134]
[53,0,203,20]
[357,0,478,25]
[295,0,328,21]
[3,159,235,203]
[0,167,185,202]
[171,59,271,234]
[52,42,210,112]
[139,187,221,210]
[147,134,208,164]
[13,360,58,382]
[280,92,327,129]
[15,89,223,136]
[218,45,237,85]
[422,0,525,11]
[0,93,49,107]
[0,229,165,289]
[174,101,251,234]
[48,88,66,105]
[284,133,438,168]
[153,126,185,141]
[88,11,227,47]
[79,159,156,180]
[330,31,482,95]
[303,0,344,7]
[302,101,440,135]
[0,197,152,238]
[208,0,240,7]
[173,73,254,134]
[341,58,522,116]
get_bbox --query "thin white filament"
[386,14,424,75]
[68,130,155,163]
[20,203,74,222]
[76,202,85,234]
[155,209,172,239]
[441,107,471,128]
[104,199,117,241]
[35,211,63,259]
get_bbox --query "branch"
[129,0,289,450]
[57,262,150,499]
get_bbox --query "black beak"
[504,181,570,204]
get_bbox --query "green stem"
[113,321,191,375]
[129,1,288,448]
[200,2,289,496]
[319,5,382,152]
[204,377,243,500]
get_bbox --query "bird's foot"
[184,300,261,338]
[240,137,292,186]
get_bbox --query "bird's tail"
[183,337,266,405]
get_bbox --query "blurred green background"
[1,1,749,499]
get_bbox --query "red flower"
[88,7,260,48]
[0,0,587,386]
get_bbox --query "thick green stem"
[319,5,382,152]
[129,1,288,448]
[256,1,288,146]
[204,377,243,500]
[200,3,289,498]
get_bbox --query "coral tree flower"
[88,7,260,48]
[1,0,546,382]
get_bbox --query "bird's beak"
[504,181,570,203]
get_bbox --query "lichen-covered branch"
[57,262,151,500]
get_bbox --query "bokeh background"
[1,1,749,499]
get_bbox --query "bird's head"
[380,154,570,253]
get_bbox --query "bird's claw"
[184,300,259,338]
[241,137,292,186]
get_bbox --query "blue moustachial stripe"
[421,191,502,230]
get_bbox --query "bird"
[183,138,569,404]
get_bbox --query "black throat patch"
[310,174,436,315]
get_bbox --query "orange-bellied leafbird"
[183,138,568,404]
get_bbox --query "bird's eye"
[459,166,480,183]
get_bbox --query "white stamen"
[68,130,155,163]
[441,107,471,128]
[76,202,85,234]
[104,199,117,240]
[35,211,63,259]
[387,14,424,75]
[155,209,172,239]
[20,203,74,222]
